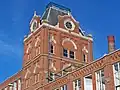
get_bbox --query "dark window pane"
[70,51,74,59]
[66,22,72,29]
[83,54,86,62]
[114,63,118,71]
[63,48,68,57]
[50,44,54,53]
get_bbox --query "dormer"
[58,15,81,34]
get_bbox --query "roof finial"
[34,11,37,16]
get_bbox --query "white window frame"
[63,48,68,57]
[113,62,120,90]
[84,74,93,90]
[4,87,7,90]
[69,50,75,59]
[18,79,21,90]
[73,79,81,90]
[96,70,105,90]
[61,84,67,90]
[13,82,17,90]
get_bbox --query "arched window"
[62,38,77,59]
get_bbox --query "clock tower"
[22,2,93,90]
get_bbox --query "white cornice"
[24,23,93,42]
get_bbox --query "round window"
[64,19,75,31]
[65,21,72,29]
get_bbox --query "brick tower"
[22,2,93,90]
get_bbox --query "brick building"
[0,2,120,90]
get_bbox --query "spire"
[34,11,37,16]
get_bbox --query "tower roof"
[42,2,71,26]
[46,2,71,13]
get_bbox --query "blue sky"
[0,0,120,83]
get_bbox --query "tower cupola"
[42,2,71,26]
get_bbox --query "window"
[4,87,7,90]
[9,86,13,90]
[113,62,120,90]
[63,48,68,57]
[73,79,81,90]
[96,70,105,90]
[13,82,17,90]
[50,44,54,53]
[65,21,72,29]
[83,54,86,62]
[8,83,13,90]
[18,80,21,90]
[61,84,67,90]
[83,54,87,62]
[84,75,93,90]
[69,51,74,59]
[63,49,75,59]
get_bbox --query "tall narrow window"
[96,70,105,90]
[83,54,86,62]
[9,85,13,90]
[61,84,67,90]
[84,75,93,90]
[63,48,68,57]
[73,79,81,90]
[50,44,54,53]
[18,80,21,90]
[13,82,17,90]
[113,62,120,90]
[83,54,87,62]
[4,87,7,90]
[69,51,74,59]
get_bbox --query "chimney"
[107,35,115,53]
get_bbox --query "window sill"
[49,52,55,56]
[62,56,75,60]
